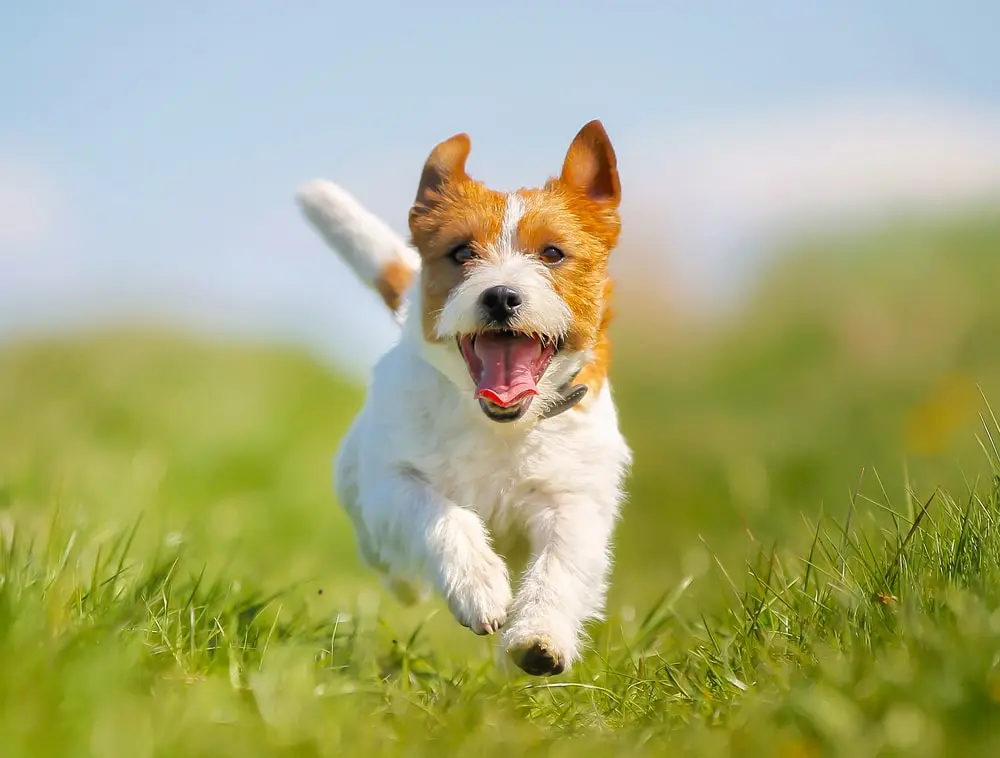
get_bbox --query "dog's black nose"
[480,285,523,323]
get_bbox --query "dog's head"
[408,120,621,424]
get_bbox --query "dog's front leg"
[364,470,512,635]
[502,496,616,675]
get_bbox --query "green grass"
[3,211,1000,756]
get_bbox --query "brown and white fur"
[296,121,631,676]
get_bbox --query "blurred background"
[3,0,1000,625]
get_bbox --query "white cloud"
[619,96,1000,305]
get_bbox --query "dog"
[296,120,631,676]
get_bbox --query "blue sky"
[2,1,999,372]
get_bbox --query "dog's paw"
[443,552,512,636]
[506,637,566,676]
[502,618,577,676]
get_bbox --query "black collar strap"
[540,370,589,420]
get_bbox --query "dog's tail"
[296,180,420,319]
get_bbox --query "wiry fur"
[297,121,631,675]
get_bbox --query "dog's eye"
[539,246,565,265]
[449,243,476,264]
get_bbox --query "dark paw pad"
[517,642,565,676]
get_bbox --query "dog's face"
[408,121,621,423]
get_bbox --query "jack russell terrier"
[296,120,631,676]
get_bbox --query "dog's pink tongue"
[473,334,541,407]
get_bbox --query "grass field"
[3,211,1000,756]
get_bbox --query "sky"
[2,1,999,374]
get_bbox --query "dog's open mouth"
[458,330,559,422]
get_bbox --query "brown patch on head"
[410,184,508,341]
[375,259,414,314]
[407,120,623,382]
[516,190,618,352]
[408,133,507,341]
[518,120,622,393]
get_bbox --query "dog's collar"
[540,371,589,420]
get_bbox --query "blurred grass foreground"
[3,209,1000,756]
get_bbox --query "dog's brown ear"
[559,120,620,207]
[412,133,471,211]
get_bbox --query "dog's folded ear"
[559,120,621,208]
[411,133,472,215]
